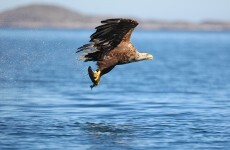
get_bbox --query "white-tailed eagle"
[77,18,153,89]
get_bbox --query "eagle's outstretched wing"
[77,18,138,61]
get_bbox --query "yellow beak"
[147,54,154,60]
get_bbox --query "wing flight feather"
[77,18,138,54]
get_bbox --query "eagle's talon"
[93,70,101,82]
[88,66,101,89]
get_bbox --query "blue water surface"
[0,29,230,150]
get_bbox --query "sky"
[0,0,230,22]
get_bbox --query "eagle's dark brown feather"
[77,18,139,79]
[76,18,138,62]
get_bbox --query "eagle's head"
[135,53,154,61]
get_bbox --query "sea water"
[0,29,230,149]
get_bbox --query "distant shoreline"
[1,4,230,31]
[1,27,230,33]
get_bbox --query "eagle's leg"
[88,66,101,89]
